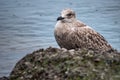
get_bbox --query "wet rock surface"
[4,47,120,80]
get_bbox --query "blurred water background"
[0,0,120,77]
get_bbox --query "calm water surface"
[0,0,120,77]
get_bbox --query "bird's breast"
[55,22,75,35]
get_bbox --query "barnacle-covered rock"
[9,47,120,80]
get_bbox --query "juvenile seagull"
[54,9,113,52]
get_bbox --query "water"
[0,0,120,77]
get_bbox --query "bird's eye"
[67,13,72,16]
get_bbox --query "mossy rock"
[9,47,120,80]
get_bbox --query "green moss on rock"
[9,47,120,80]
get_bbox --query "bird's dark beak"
[57,16,64,21]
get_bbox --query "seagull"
[54,8,113,52]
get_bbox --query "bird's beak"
[57,16,64,21]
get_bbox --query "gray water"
[0,0,120,77]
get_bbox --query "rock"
[9,47,120,80]
[0,76,9,80]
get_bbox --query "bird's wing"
[71,26,112,51]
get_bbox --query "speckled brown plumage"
[54,9,113,52]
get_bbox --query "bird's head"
[57,8,76,23]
